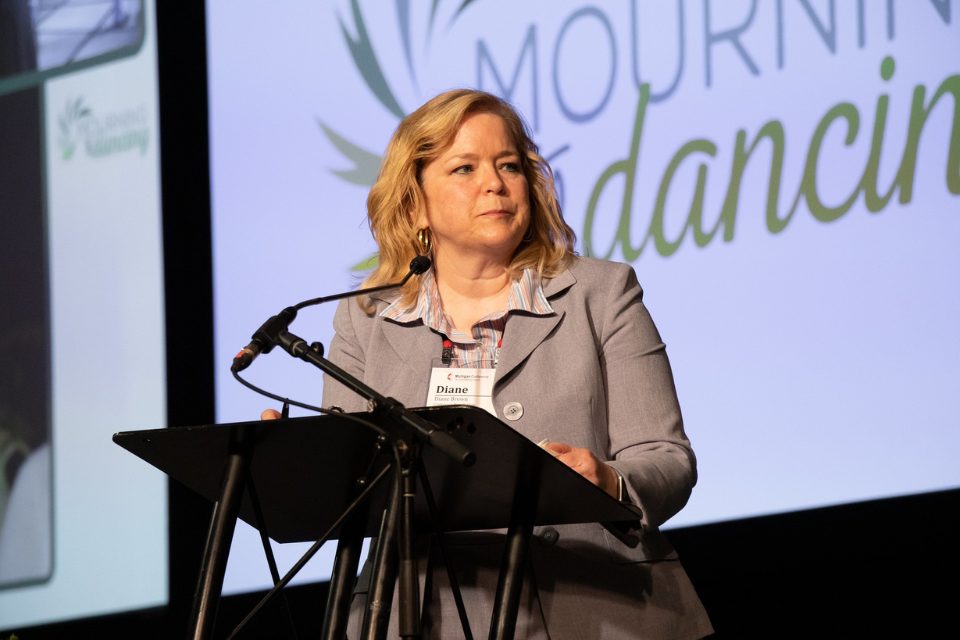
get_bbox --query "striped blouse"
[379,267,554,368]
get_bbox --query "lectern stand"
[114,405,643,639]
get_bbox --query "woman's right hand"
[260,408,282,420]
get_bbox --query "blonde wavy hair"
[360,88,576,313]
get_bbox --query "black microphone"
[231,256,432,373]
[408,254,431,275]
[231,306,297,373]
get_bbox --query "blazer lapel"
[495,269,576,386]
[379,317,440,379]
[368,289,441,380]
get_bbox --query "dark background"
[0,86,48,454]
[8,3,959,638]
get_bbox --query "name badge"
[427,363,496,416]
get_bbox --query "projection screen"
[207,1,960,594]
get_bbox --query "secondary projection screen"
[0,0,167,631]
[207,1,960,594]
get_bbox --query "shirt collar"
[379,267,554,331]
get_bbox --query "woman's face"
[416,111,530,266]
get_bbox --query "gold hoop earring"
[416,228,432,254]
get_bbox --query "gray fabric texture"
[324,256,713,639]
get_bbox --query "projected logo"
[319,0,486,271]
[324,1,960,267]
[57,97,150,161]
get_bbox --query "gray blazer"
[324,256,713,639]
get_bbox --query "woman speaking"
[300,89,711,638]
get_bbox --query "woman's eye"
[500,162,520,173]
[453,165,473,174]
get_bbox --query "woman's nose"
[482,165,506,193]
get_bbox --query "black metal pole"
[488,519,533,640]
[398,461,421,638]
[188,443,249,640]
[488,460,539,640]
[360,473,402,640]
[321,508,367,640]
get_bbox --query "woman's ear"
[409,206,429,232]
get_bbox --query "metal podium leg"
[398,465,420,639]
[360,475,401,640]
[189,445,249,640]
[488,519,533,640]
[322,510,366,640]
[489,460,539,640]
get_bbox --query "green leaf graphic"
[395,0,418,86]
[317,119,382,186]
[338,0,405,118]
[427,0,442,40]
[351,252,380,272]
[448,0,479,28]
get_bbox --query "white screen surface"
[208,1,960,593]
[0,0,167,630]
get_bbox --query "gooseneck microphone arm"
[228,253,472,463]
[230,255,432,374]
[292,254,432,310]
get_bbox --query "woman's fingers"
[544,441,618,498]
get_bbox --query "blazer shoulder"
[333,295,382,337]
[564,256,641,294]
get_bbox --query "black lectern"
[114,406,643,639]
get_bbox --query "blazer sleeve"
[599,264,697,530]
[321,298,372,413]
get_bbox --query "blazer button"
[502,401,523,421]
